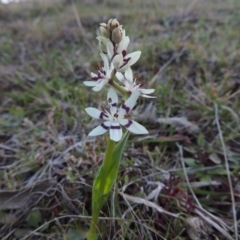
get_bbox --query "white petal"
[118,90,140,117]
[107,88,118,105]
[88,121,111,137]
[90,72,98,78]
[107,88,118,115]
[125,68,133,82]
[122,29,126,39]
[139,89,155,94]
[105,67,113,79]
[109,122,122,142]
[116,72,130,90]
[128,120,148,134]
[85,108,109,120]
[97,36,108,52]
[98,41,106,53]
[109,62,114,71]
[83,81,97,87]
[126,51,141,66]
[141,94,156,98]
[115,72,125,84]
[118,51,141,72]
[100,53,109,68]
[92,79,108,91]
[119,119,148,134]
[117,64,130,73]
[125,90,140,109]
[118,36,130,53]
[112,54,123,70]
[107,41,114,60]
[97,36,108,43]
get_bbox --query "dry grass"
[0,0,240,239]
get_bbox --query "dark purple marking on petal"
[120,63,127,69]
[92,76,99,81]
[123,57,130,63]
[101,123,110,130]
[100,112,108,119]
[121,103,130,113]
[110,125,121,130]
[119,57,131,69]
[111,103,117,107]
[122,50,127,57]
[99,70,106,76]
[124,120,133,128]
[111,52,117,62]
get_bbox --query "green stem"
[108,68,129,97]
[99,138,115,193]
[88,138,115,240]
[88,209,100,240]
[110,80,128,96]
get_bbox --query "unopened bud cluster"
[100,18,123,44]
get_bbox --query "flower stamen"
[124,113,130,118]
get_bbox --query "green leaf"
[92,164,107,210]
[207,167,228,175]
[228,155,239,163]
[14,229,30,238]
[104,131,130,194]
[137,135,189,143]
[197,132,205,147]
[0,212,17,224]
[27,210,42,228]
[184,158,202,168]
[124,175,129,184]
[199,175,212,183]
[67,228,88,240]
[92,131,130,210]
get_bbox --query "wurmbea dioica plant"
[85,19,155,240]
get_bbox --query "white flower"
[83,53,113,92]
[85,88,148,142]
[116,68,155,98]
[113,51,141,73]
[107,40,141,72]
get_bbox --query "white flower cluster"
[84,19,155,142]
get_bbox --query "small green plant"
[84,19,155,240]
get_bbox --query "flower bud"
[108,18,120,31]
[111,26,123,44]
[99,23,110,38]
[97,36,109,53]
